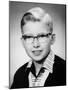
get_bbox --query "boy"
[11,7,66,88]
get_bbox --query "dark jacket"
[10,55,66,89]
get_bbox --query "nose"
[32,38,40,48]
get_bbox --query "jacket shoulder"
[10,62,29,89]
[45,55,66,86]
[53,55,66,85]
[14,62,28,77]
[54,55,66,67]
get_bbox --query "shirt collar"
[43,50,55,73]
[27,50,55,73]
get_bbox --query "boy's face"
[22,22,54,62]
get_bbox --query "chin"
[28,51,49,62]
[31,55,44,62]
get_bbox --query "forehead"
[23,22,50,35]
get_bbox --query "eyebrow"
[23,32,51,36]
[37,33,51,36]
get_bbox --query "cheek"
[23,42,32,51]
[41,40,51,49]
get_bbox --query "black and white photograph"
[9,1,66,89]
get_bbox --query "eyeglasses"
[22,33,52,44]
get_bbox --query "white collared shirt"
[27,50,55,87]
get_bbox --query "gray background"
[9,1,66,86]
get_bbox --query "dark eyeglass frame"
[21,33,52,40]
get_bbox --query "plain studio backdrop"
[9,1,66,86]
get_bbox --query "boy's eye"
[22,35,33,39]
[40,34,46,37]
[26,36,32,38]
[38,33,52,38]
[38,34,49,38]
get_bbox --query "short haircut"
[21,7,53,33]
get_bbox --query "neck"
[33,61,42,75]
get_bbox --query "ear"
[20,37,25,47]
[51,34,56,45]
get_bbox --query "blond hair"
[21,7,53,33]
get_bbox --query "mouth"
[32,50,42,56]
